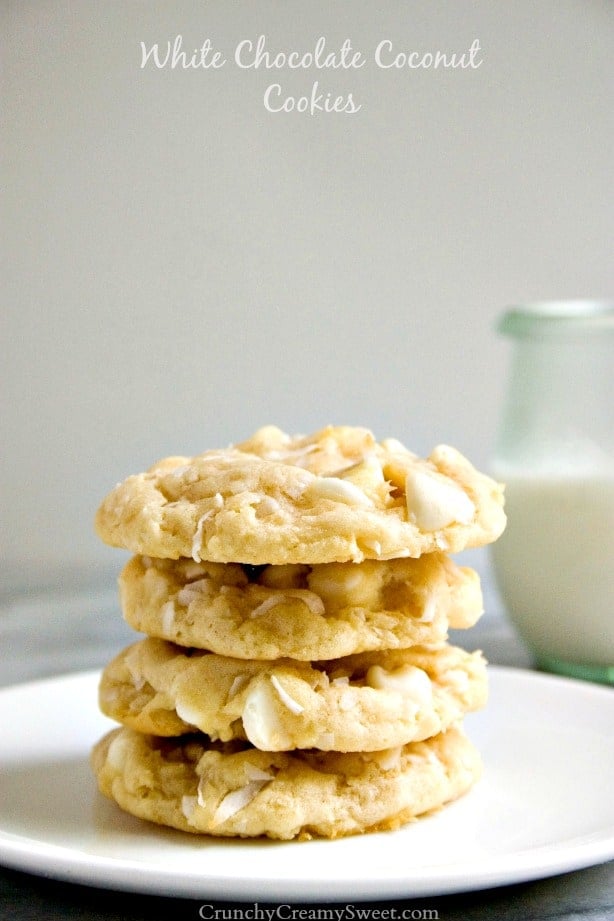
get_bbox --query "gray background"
[2,1,613,591]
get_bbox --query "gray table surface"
[1,568,612,920]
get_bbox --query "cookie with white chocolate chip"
[119,553,483,660]
[95,426,506,565]
[98,637,487,752]
[91,723,481,840]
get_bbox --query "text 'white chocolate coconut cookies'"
[92,424,505,840]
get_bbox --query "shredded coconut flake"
[161,601,175,635]
[191,513,212,562]
[177,578,210,607]
[257,496,281,515]
[270,675,304,714]
[191,494,224,562]
[363,745,403,771]
[423,748,442,767]
[210,780,270,827]
[182,561,207,580]
[291,590,326,615]
[418,594,437,623]
[245,764,274,782]
[249,595,283,619]
[228,674,249,698]
[124,649,145,690]
[169,465,190,479]
[331,675,350,687]
[249,590,325,619]
[307,476,373,506]
[407,744,440,768]
[284,475,311,500]
[181,795,198,819]
[374,747,403,771]
[281,443,319,460]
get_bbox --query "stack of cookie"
[92,425,505,840]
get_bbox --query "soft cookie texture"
[91,724,481,840]
[99,638,487,751]
[119,553,483,660]
[95,425,506,564]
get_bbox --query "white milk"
[491,471,614,666]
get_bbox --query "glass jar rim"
[498,300,614,336]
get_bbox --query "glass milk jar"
[491,301,614,684]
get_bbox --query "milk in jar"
[491,301,614,684]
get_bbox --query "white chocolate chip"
[405,468,474,531]
[366,664,433,708]
[242,683,292,750]
[307,567,362,603]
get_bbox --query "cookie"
[99,638,487,752]
[91,724,481,840]
[119,553,483,660]
[95,425,506,564]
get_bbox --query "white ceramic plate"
[0,666,613,901]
